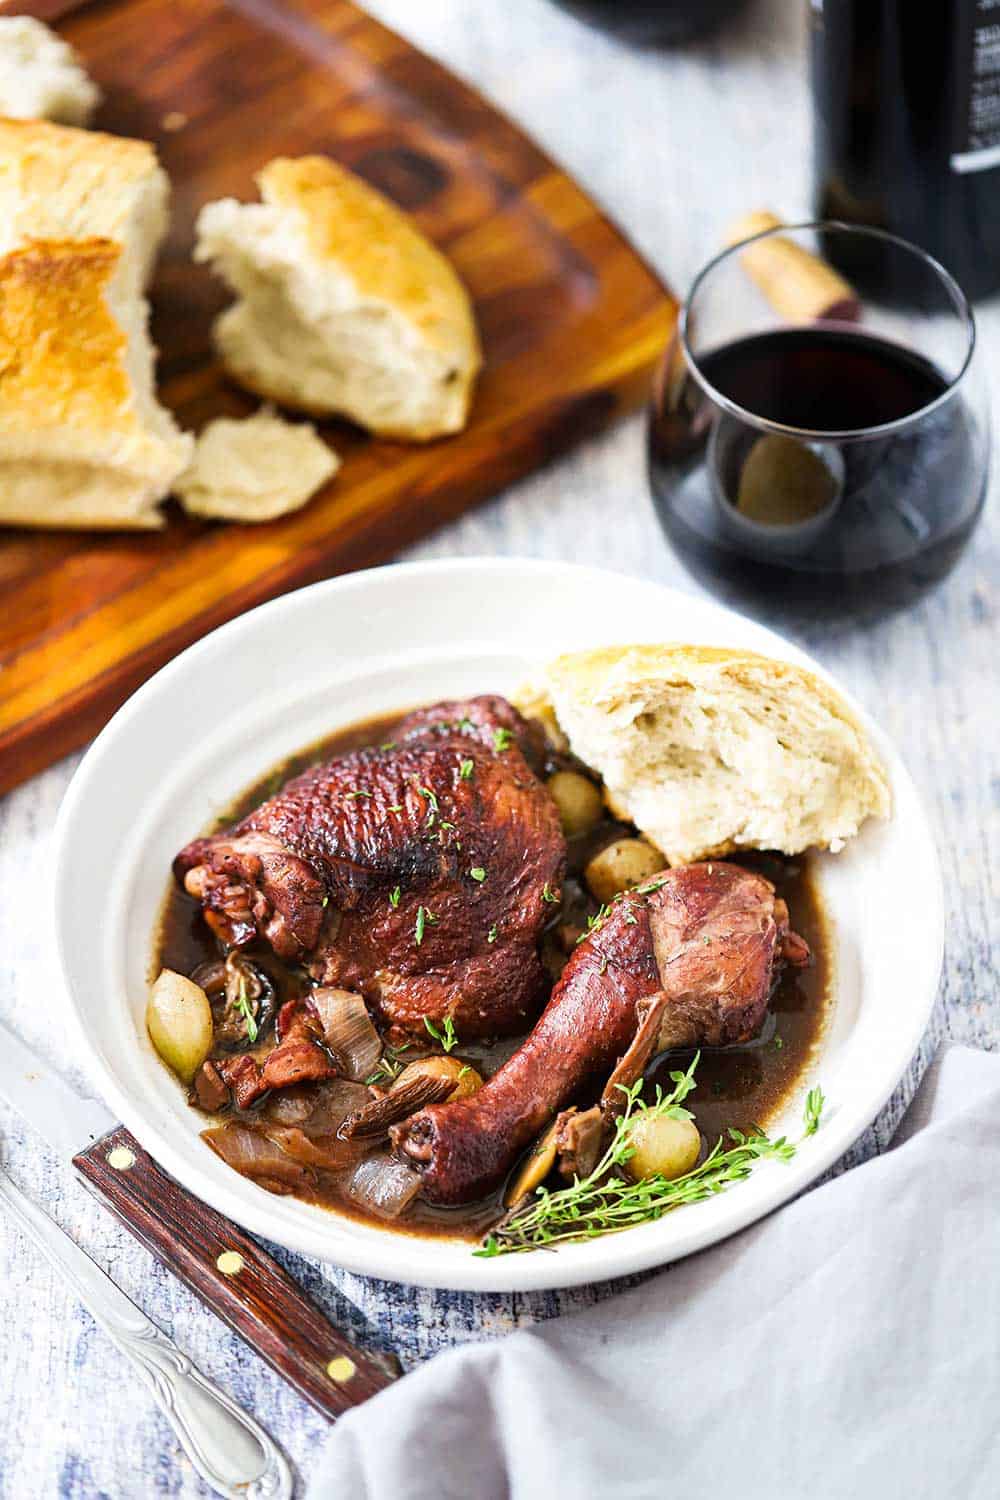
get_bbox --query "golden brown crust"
[546,642,885,772]
[541,642,892,860]
[0,237,132,443]
[0,117,161,244]
[259,155,481,368]
[0,238,188,527]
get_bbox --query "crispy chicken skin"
[392,863,809,1205]
[174,696,564,1041]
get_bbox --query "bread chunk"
[0,17,100,127]
[175,406,339,522]
[528,645,890,864]
[195,155,481,441]
[0,122,191,528]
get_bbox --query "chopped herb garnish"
[577,904,610,944]
[476,1058,826,1256]
[470,866,487,883]
[365,1042,411,1086]
[423,1014,458,1053]
[344,789,371,800]
[388,803,404,813]
[487,924,498,944]
[542,883,558,904]
[379,741,397,751]
[457,1065,471,1080]
[414,905,437,945]
[803,1086,825,1135]
[417,785,439,811]
[492,727,513,753]
[773,1035,783,1050]
[235,977,258,1045]
[322,895,329,908]
[459,758,474,780]
[389,886,401,909]
[635,877,668,896]
[458,717,474,732]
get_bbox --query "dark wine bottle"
[811,0,1000,300]
[549,0,747,46]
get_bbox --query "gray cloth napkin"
[308,1045,1000,1500]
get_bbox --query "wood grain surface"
[0,0,676,797]
[73,1126,400,1419]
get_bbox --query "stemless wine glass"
[647,222,990,622]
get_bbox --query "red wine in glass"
[647,224,989,622]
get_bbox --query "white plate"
[53,559,942,1292]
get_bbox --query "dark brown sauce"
[155,709,832,1242]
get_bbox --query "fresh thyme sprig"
[234,976,258,1045]
[365,1042,412,1086]
[414,905,437,945]
[423,1014,459,1053]
[476,1058,825,1257]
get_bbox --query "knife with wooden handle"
[0,1019,400,1421]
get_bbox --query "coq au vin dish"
[149,645,890,1255]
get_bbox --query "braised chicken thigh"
[174,695,565,1041]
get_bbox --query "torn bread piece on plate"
[0,17,101,127]
[523,644,890,865]
[194,154,481,441]
[175,406,339,522]
[0,121,191,529]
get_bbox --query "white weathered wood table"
[1,1,997,1494]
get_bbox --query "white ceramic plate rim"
[53,558,943,1292]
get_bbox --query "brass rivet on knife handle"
[107,1146,135,1170]
[72,1126,400,1419]
[725,210,860,324]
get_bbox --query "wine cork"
[725,211,859,323]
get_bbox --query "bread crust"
[535,643,891,864]
[0,238,186,526]
[260,156,480,369]
[0,118,163,253]
[197,153,481,440]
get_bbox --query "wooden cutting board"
[0,0,677,796]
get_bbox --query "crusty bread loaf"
[0,17,101,127]
[0,118,167,292]
[175,406,339,522]
[0,121,191,528]
[194,155,481,441]
[529,645,890,864]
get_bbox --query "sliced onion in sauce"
[263,1126,368,1172]
[341,1153,423,1219]
[311,988,382,1081]
[202,1124,310,1187]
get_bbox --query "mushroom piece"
[213,953,278,1051]
[555,1106,605,1182]
[503,1118,560,1207]
[339,1072,458,1141]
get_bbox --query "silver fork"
[0,1153,293,1499]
